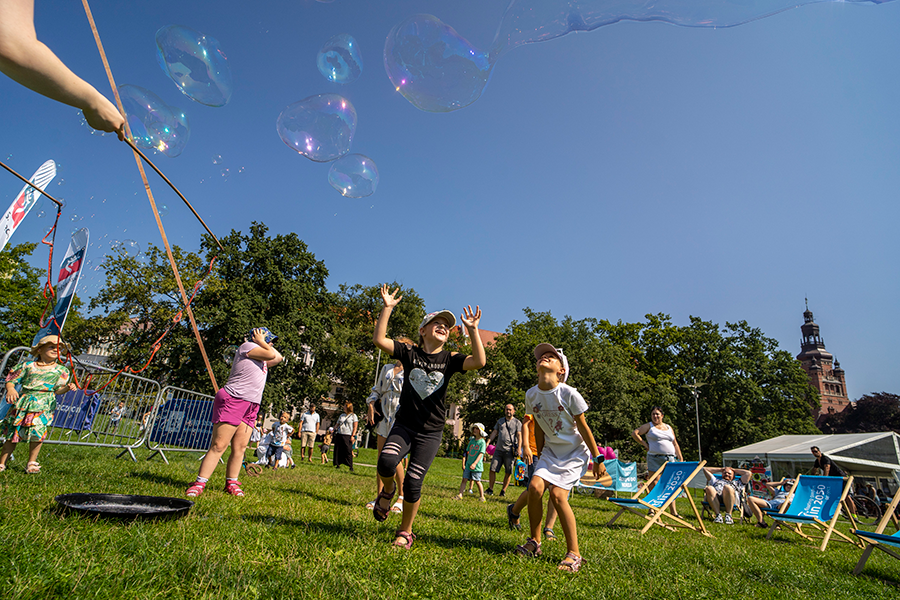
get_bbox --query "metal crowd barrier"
[0,346,161,461]
[144,385,215,464]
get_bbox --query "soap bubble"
[120,239,140,257]
[212,154,223,164]
[119,85,190,157]
[328,154,379,198]
[224,344,238,365]
[36,210,45,218]
[221,168,230,180]
[276,94,357,162]
[69,214,79,222]
[156,25,233,107]
[384,14,492,113]
[158,204,169,217]
[317,33,363,84]
[110,240,121,252]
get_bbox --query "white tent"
[722,432,900,494]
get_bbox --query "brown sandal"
[372,486,395,522]
[392,530,416,549]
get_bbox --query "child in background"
[371,285,486,549]
[320,427,333,464]
[283,435,295,469]
[514,344,603,573]
[454,423,487,501]
[186,328,282,497]
[0,335,77,473]
[268,411,294,469]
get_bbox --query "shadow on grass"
[130,471,191,489]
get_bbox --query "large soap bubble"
[489,0,895,59]
[384,14,492,113]
[276,94,357,162]
[118,85,190,157]
[328,154,379,198]
[156,25,233,107]
[317,34,363,84]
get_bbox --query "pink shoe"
[186,481,206,497]
[224,480,245,497]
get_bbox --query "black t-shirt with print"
[392,340,467,433]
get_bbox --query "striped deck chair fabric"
[765,474,863,552]
[852,492,900,575]
[606,460,710,537]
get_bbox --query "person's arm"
[460,306,486,370]
[574,412,603,477]
[373,284,401,354]
[266,349,284,368]
[246,329,278,362]
[672,432,683,462]
[533,420,545,455]
[632,422,651,451]
[487,427,497,446]
[521,420,532,465]
[702,467,717,481]
[351,416,358,439]
[0,0,124,137]
[734,468,752,484]
[822,459,831,476]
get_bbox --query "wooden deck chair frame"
[765,475,863,552]
[851,491,900,575]
[606,460,711,537]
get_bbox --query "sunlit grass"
[0,444,896,599]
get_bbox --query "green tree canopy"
[818,392,900,434]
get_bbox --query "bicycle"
[842,494,882,526]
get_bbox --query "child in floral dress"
[0,335,76,473]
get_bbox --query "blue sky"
[2,0,898,400]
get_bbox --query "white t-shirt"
[271,422,294,447]
[645,425,677,456]
[300,411,320,433]
[335,412,358,436]
[525,382,589,455]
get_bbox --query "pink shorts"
[211,388,260,428]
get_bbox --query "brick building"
[796,302,850,416]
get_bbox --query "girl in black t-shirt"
[371,284,486,549]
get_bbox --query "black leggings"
[377,423,442,504]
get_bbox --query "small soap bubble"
[276,94,356,162]
[158,204,169,217]
[37,210,45,218]
[212,154,223,165]
[221,168,230,180]
[57,179,65,186]
[238,166,245,174]
[119,84,190,157]
[121,240,140,257]
[156,25,233,107]
[328,154,379,198]
[384,14,492,113]
[55,162,62,172]
[224,344,238,365]
[70,214,79,221]
[317,33,363,84]
[4,154,12,161]
[110,239,121,251]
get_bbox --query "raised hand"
[380,284,403,309]
[460,305,481,329]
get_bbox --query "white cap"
[420,310,456,329]
[471,422,487,437]
[533,343,569,383]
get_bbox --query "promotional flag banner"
[33,227,89,344]
[0,159,56,252]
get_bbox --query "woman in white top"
[632,407,683,514]
[366,357,407,513]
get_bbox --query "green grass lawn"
[0,444,897,600]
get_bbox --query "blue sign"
[149,398,213,450]
[52,389,101,431]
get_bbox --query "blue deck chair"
[851,492,900,575]
[765,474,863,552]
[606,460,710,537]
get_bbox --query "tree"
[84,222,333,413]
[0,241,46,352]
[819,392,900,434]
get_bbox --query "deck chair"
[765,475,863,552]
[851,492,900,575]
[606,460,710,537]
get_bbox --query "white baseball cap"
[533,343,569,383]
[420,310,456,330]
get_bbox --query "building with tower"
[796,302,850,416]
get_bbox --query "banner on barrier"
[52,389,101,431]
[149,398,213,450]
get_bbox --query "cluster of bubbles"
[118,85,190,157]
[276,28,379,198]
[383,1,892,113]
[223,344,238,366]
[155,25,233,107]
[317,34,363,84]
[110,239,141,258]
[328,154,379,198]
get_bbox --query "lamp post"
[682,380,706,461]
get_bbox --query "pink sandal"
[223,480,245,497]
[393,530,416,549]
[558,552,584,573]
[185,481,206,497]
